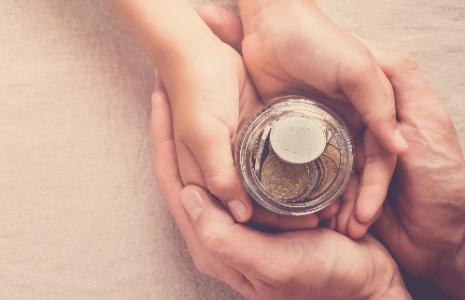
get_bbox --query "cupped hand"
[151,81,410,300]
[372,49,465,299]
[157,5,346,229]
[197,3,397,238]
[158,37,259,223]
[155,53,336,231]
[236,0,408,155]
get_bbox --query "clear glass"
[236,96,354,216]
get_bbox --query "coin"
[325,127,333,143]
[260,154,310,200]
[270,116,326,164]
[307,154,338,198]
[312,157,327,193]
[323,144,340,167]
[254,126,271,178]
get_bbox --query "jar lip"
[235,96,354,216]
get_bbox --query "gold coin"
[307,154,338,198]
[325,126,333,143]
[260,154,309,200]
[253,127,270,175]
[252,138,259,166]
[323,144,341,167]
[312,157,327,193]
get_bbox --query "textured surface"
[0,0,463,299]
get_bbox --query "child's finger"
[338,55,409,155]
[336,175,359,236]
[197,4,244,53]
[181,120,253,223]
[353,129,396,231]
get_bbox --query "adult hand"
[151,76,411,300]
[237,0,408,154]
[370,50,465,299]
[198,2,398,238]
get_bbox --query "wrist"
[238,0,318,32]
[434,239,465,299]
[361,244,411,300]
[105,0,219,68]
[431,186,465,299]
[372,274,411,300]
[368,266,411,300]
[156,33,223,75]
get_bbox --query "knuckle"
[436,106,453,123]
[199,224,228,255]
[341,53,376,83]
[178,119,209,140]
[362,105,396,126]
[191,228,230,276]
[259,264,296,289]
[179,118,231,147]
[205,175,233,198]
[392,52,419,71]
[155,171,183,196]
[191,255,209,275]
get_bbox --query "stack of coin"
[306,143,340,199]
[252,116,342,203]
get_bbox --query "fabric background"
[0,0,463,299]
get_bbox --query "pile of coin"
[252,115,342,203]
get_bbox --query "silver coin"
[270,116,326,164]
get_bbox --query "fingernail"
[227,199,247,222]
[180,188,205,221]
[394,128,409,151]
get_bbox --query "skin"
[370,50,465,300]
[151,45,465,300]
[105,0,406,232]
[104,0,259,222]
[108,1,465,297]
[236,0,408,154]
[198,2,402,238]
[151,74,411,300]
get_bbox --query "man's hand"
[151,77,411,300]
[236,0,408,153]
[372,50,465,299]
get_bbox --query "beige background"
[0,0,464,299]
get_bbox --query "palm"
[241,13,353,103]
[376,112,465,279]
[164,40,262,211]
[168,30,335,229]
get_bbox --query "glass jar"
[236,96,354,216]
